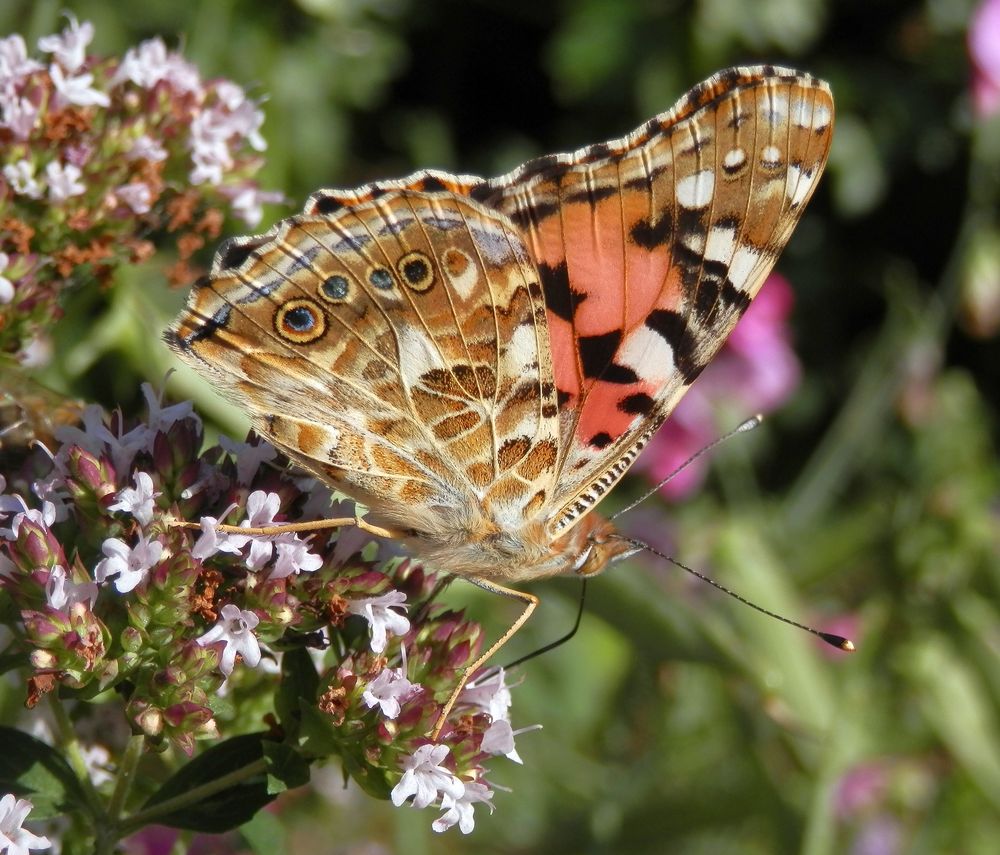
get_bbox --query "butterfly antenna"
[477,579,588,682]
[610,414,763,522]
[620,536,854,651]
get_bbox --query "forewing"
[482,65,834,534]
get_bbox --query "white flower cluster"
[0,14,279,224]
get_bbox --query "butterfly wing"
[167,191,562,541]
[480,65,834,535]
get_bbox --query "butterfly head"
[559,515,639,578]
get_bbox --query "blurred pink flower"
[834,762,888,819]
[970,0,1000,117]
[636,273,800,500]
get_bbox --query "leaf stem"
[116,757,269,835]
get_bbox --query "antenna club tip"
[819,632,855,651]
[738,414,765,432]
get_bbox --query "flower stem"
[46,692,105,819]
[107,733,145,821]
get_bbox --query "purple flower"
[45,565,98,611]
[45,159,86,201]
[970,0,1000,117]
[93,533,163,593]
[218,435,277,485]
[197,604,262,677]
[391,744,465,810]
[141,382,199,435]
[348,590,411,653]
[191,511,249,561]
[126,134,168,163]
[362,666,420,719]
[432,782,494,834]
[834,762,888,820]
[224,185,286,228]
[111,37,201,94]
[115,182,153,214]
[0,35,43,84]
[37,13,94,73]
[270,535,322,579]
[852,815,903,855]
[0,95,39,141]
[108,471,160,528]
[48,64,110,108]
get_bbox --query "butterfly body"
[167,65,833,587]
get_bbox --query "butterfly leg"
[430,580,539,741]
[168,515,403,538]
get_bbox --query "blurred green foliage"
[2,0,999,852]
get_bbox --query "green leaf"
[274,645,319,737]
[262,741,309,795]
[142,733,302,833]
[0,726,90,819]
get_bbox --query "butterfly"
[166,65,834,735]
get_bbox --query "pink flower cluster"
[970,0,1000,117]
[0,15,282,364]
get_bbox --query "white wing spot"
[785,164,815,207]
[398,326,447,390]
[812,103,832,130]
[617,326,675,386]
[704,225,738,265]
[443,248,479,300]
[676,169,715,209]
[762,93,789,125]
[728,244,763,290]
[723,148,746,171]
[761,146,782,168]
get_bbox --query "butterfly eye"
[274,298,327,344]
[320,274,350,302]
[396,251,435,292]
[368,266,394,290]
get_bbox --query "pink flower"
[197,604,262,677]
[115,181,153,214]
[3,160,42,199]
[0,94,39,140]
[37,13,94,73]
[0,794,51,854]
[225,186,285,228]
[348,590,411,653]
[126,134,168,163]
[432,782,494,834]
[362,666,420,718]
[94,533,163,593]
[112,37,201,94]
[0,35,43,85]
[49,64,110,108]
[636,273,800,500]
[108,471,160,528]
[45,564,99,611]
[391,744,465,810]
[45,159,86,201]
[970,0,1000,117]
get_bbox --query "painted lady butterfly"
[167,65,834,733]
